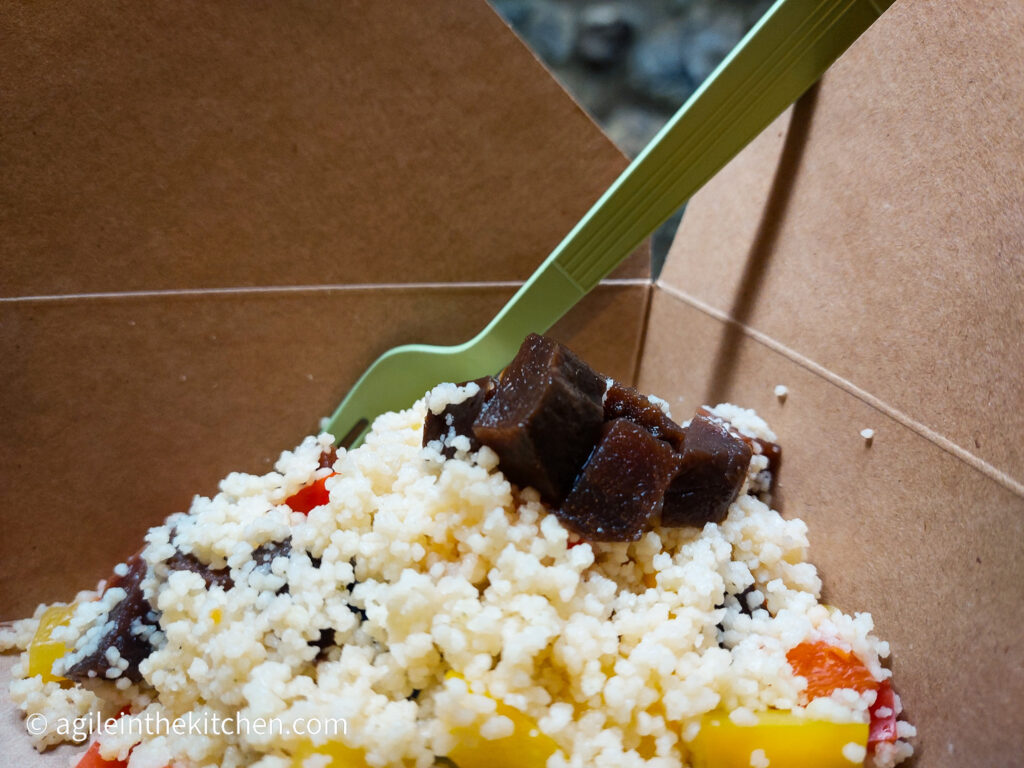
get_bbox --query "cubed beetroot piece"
[252,538,293,595]
[252,538,292,569]
[603,382,687,450]
[422,376,498,458]
[64,555,158,684]
[474,334,606,501]
[697,406,781,480]
[164,549,233,589]
[754,435,782,474]
[558,419,679,542]
[751,436,782,489]
[662,413,752,527]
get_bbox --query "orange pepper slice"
[786,640,878,701]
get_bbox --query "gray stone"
[681,25,738,86]
[628,3,751,106]
[678,0,751,44]
[520,1,577,66]
[745,0,775,26]
[603,106,670,158]
[555,68,624,122]
[576,4,637,69]
[490,0,533,30]
[628,20,698,106]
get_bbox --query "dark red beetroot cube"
[751,436,782,477]
[422,376,498,458]
[64,555,157,684]
[558,419,679,542]
[603,382,686,450]
[697,406,782,484]
[164,549,233,589]
[662,413,752,527]
[473,334,606,502]
[747,435,782,495]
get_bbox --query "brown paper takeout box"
[2,1,1022,765]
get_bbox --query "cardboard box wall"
[1,0,1021,765]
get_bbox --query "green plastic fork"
[324,0,895,447]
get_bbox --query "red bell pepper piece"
[74,704,143,768]
[75,742,129,768]
[868,679,898,747]
[284,473,336,514]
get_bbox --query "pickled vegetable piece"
[447,692,561,768]
[290,739,368,767]
[64,555,157,684]
[423,376,498,458]
[603,382,686,450]
[558,419,679,541]
[28,603,75,683]
[786,641,878,702]
[688,710,869,768]
[474,334,605,501]
[661,413,751,526]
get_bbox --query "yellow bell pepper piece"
[688,710,868,768]
[448,697,561,768]
[27,603,75,683]
[290,738,369,768]
[444,672,561,768]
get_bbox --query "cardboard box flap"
[0,1,647,298]
[658,0,1024,487]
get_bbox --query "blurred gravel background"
[489,0,772,273]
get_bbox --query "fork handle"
[473,0,894,354]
